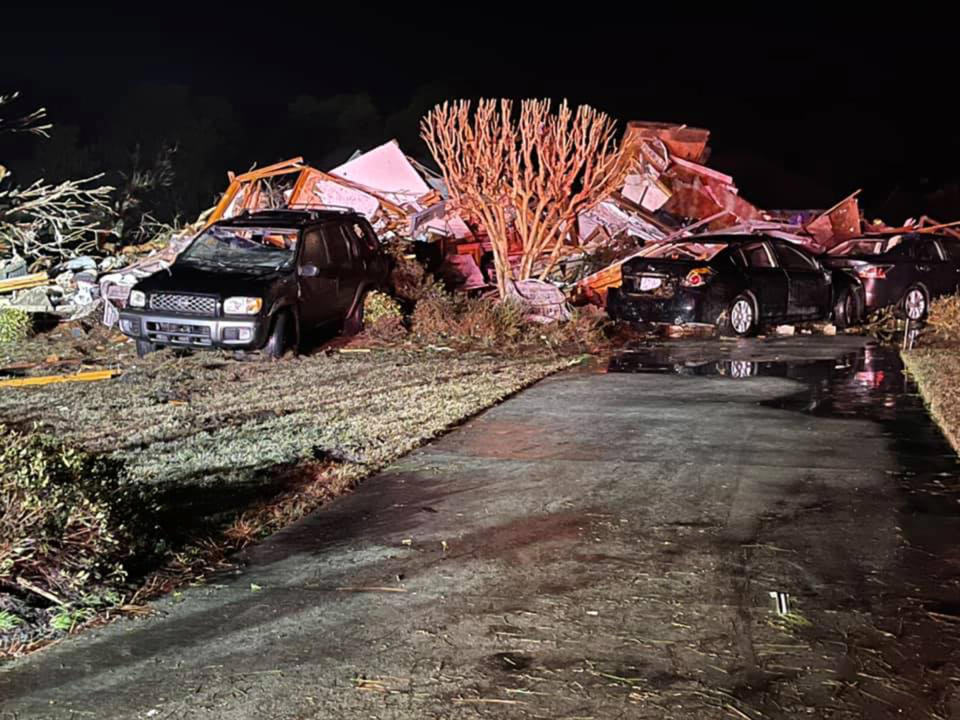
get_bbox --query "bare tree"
[111,143,177,244]
[0,93,113,262]
[421,99,627,296]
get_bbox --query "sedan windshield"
[179,226,298,270]
[641,242,728,261]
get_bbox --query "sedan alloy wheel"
[904,287,927,321]
[730,297,755,336]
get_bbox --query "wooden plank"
[0,272,49,294]
[235,157,304,182]
[0,369,119,388]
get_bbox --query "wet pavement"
[2,335,959,719]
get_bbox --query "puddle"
[610,340,960,615]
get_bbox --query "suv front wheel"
[264,311,291,359]
[136,339,157,358]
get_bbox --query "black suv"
[119,209,390,357]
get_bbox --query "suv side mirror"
[299,263,319,278]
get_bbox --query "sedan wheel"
[903,286,927,321]
[729,296,756,336]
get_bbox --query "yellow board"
[0,272,49,294]
[0,369,119,388]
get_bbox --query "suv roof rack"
[286,203,357,214]
[231,206,361,222]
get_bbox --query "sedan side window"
[775,243,818,271]
[743,243,776,268]
[939,239,960,261]
[916,240,944,262]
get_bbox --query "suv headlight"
[223,296,263,315]
[129,290,146,308]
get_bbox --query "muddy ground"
[2,335,957,719]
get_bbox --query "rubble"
[506,279,572,324]
[0,257,26,280]
[571,121,935,307]
[3,114,957,350]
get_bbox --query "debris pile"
[5,114,960,350]
[574,121,960,306]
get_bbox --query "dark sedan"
[822,233,960,320]
[608,235,860,336]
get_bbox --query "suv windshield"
[179,226,299,270]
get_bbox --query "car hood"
[135,262,290,298]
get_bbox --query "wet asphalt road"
[2,335,959,719]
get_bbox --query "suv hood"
[135,261,289,298]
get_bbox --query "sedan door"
[915,238,956,297]
[936,238,960,294]
[736,241,788,320]
[773,241,832,319]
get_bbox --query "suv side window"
[302,230,327,266]
[360,221,380,255]
[338,222,366,264]
[775,243,818,271]
[321,224,351,269]
[342,220,378,260]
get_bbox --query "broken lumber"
[0,272,48,294]
[0,368,119,388]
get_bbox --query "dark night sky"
[2,7,958,220]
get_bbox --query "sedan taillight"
[856,265,892,279]
[682,268,713,287]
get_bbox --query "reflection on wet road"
[612,339,960,636]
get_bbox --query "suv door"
[336,221,370,312]
[736,240,788,320]
[298,228,339,329]
[318,222,357,315]
[773,241,831,318]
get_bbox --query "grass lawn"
[0,327,574,654]
[902,347,960,454]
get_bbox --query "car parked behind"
[118,208,390,357]
[822,233,960,321]
[608,234,862,336]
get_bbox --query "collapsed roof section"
[208,141,472,242]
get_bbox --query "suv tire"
[264,311,290,359]
[136,339,157,358]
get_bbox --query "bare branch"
[0,92,52,138]
[0,175,115,260]
[421,99,628,296]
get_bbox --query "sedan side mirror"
[299,263,319,278]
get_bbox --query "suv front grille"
[149,293,218,316]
